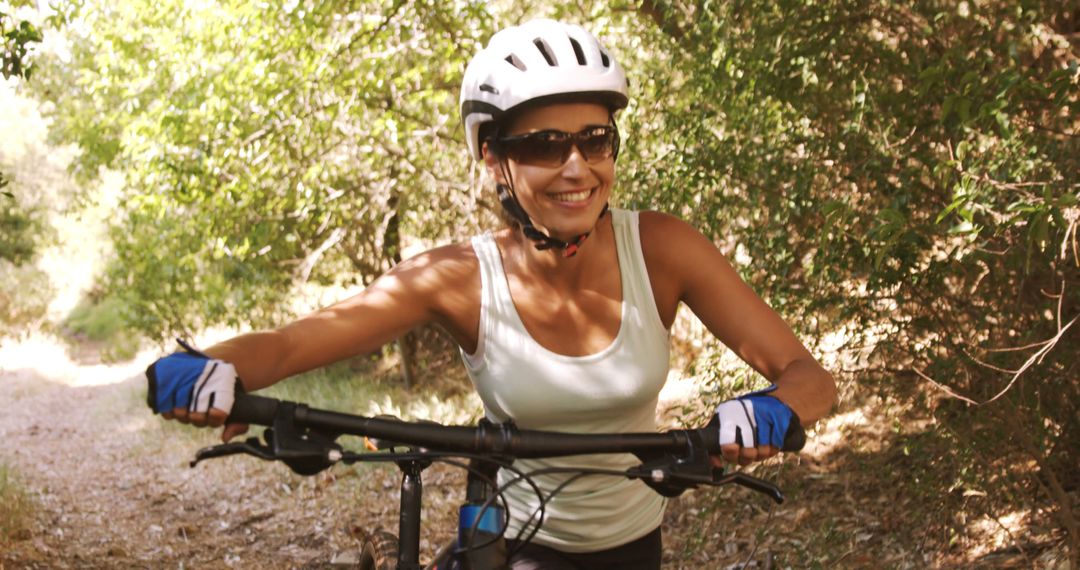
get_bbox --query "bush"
[63,294,141,362]
[617,0,1079,561]
[0,462,34,543]
[0,259,51,338]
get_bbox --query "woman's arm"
[639,211,837,424]
[202,242,480,391]
[158,242,479,434]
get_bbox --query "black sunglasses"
[493,126,619,167]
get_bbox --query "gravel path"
[8,334,1032,569]
[0,336,432,569]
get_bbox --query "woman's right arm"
[203,242,480,391]
[154,242,479,433]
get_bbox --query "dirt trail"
[0,337,426,569]
[5,336,1061,569]
[0,334,915,570]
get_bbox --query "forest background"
[1,0,1077,568]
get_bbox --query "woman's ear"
[481,141,504,184]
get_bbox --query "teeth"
[552,189,591,203]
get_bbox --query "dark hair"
[472,120,514,230]
[477,121,503,157]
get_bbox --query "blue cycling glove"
[146,340,238,416]
[715,385,801,450]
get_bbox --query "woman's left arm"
[640,211,838,425]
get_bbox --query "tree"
[617,0,1079,562]
[33,0,500,340]
[1,4,42,81]
[2,1,45,251]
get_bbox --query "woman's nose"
[561,145,590,175]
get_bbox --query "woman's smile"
[547,187,597,207]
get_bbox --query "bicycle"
[189,392,806,570]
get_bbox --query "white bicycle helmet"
[460,19,628,160]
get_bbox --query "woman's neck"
[499,213,615,290]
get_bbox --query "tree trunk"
[397,332,417,391]
[383,176,419,390]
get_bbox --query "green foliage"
[621,0,1077,320]
[0,199,40,264]
[258,357,387,415]
[0,156,58,274]
[0,81,76,339]
[258,354,483,424]
[34,0,501,339]
[615,0,1079,558]
[63,295,141,361]
[1,6,42,80]
[0,260,51,337]
[0,156,52,268]
[0,462,34,542]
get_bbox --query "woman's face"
[484,102,615,242]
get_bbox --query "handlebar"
[229,392,805,456]
[230,392,718,458]
[197,392,805,502]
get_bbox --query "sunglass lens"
[500,127,616,166]
[528,136,570,166]
[578,130,615,161]
[506,134,567,167]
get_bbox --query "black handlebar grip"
[227,392,280,426]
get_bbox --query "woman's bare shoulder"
[404,239,480,266]
[390,240,481,293]
[636,210,715,264]
[637,209,699,234]
[633,211,716,324]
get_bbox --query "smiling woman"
[484,102,617,248]
[145,17,836,570]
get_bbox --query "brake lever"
[715,471,785,504]
[629,461,785,504]
[628,428,786,503]
[190,402,344,476]
[190,437,276,467]
[629,428,715,498]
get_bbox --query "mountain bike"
[190,392,805,570]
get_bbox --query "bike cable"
[735,457,788,569]
[492,466,635,560]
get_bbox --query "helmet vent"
[505,54,527,71]
[479,84,499,94]
[533,38,557,66]
[600,50,611,67]
[569,37,587,65]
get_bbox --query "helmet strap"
[495,183,607,258]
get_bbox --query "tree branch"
[638,0,687,42]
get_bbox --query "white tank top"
[460,208,671,552]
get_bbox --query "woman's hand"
[146,343,239,433]
[711,390,802,466]
[711,444,780,467]
[161,406,229,428]
[221,422,250,442]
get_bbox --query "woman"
[147,19,837,569]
